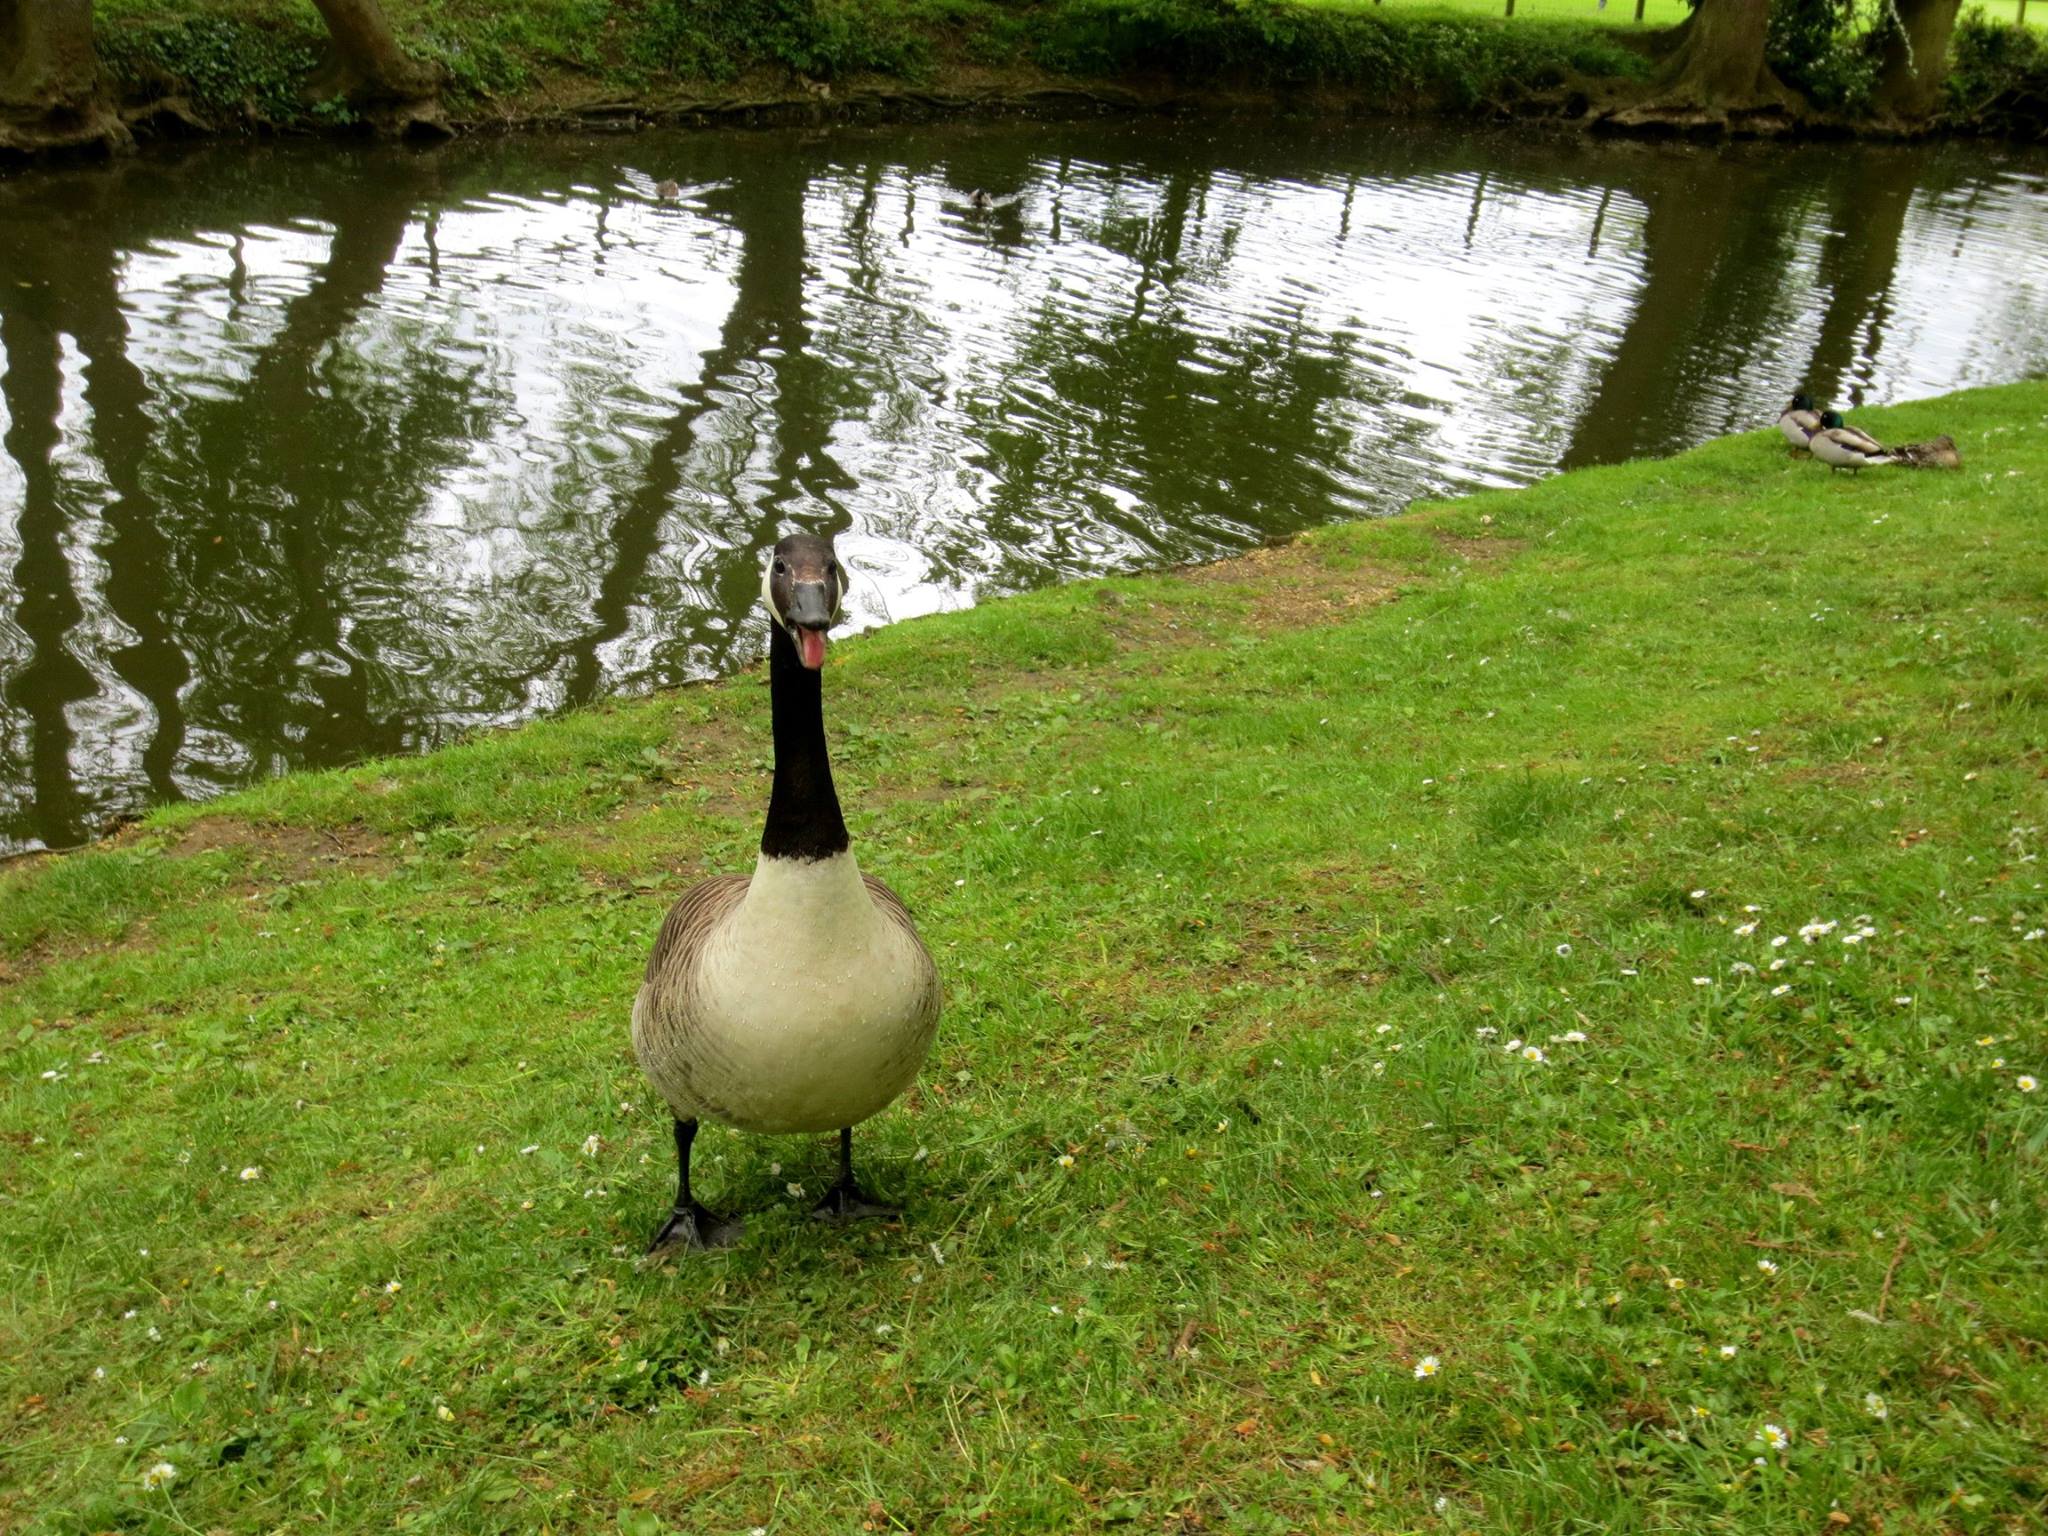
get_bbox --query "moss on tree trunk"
[0,0,128,156]
[305,0,449,136]
[1874,0,1962,118]
[1602,0,1799,132]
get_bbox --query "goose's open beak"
[787,581,835,670]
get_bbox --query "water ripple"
[0,124,2044,850]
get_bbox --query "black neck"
[761,624,850,861]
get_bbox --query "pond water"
[2,120,2045,853]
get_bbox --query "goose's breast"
[635,854,941,1132]
[681,912,938,1133]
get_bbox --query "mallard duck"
[1778,392,1822,452]
[631,533,943,1251]
[1809,411,1895,474]
[1891,434,1961,469]
[960,189,1022,213]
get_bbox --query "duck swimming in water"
[631,533,942,1251]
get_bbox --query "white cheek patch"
[761,559,786,630]
[833,563,850,623]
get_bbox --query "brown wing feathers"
[642,873,751,985]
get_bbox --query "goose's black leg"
[649,1118,744,1252]
[811,1126,900,1223]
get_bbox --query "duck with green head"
[1778,392,1822,452]
[1809,411,1895,474]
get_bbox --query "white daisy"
[1413,1355,1441,1380]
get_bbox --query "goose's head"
[1789,391,1815,413]
[763,533,849,671]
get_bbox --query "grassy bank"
[5,380,2047,1533]
[92,0,1649,134]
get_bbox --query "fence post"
[2020,0,2029,26]
[1505,0,1515,16]
[1635,0,1647,20]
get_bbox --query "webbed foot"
[648,1201,745,1253]
[810,1179,900,1224]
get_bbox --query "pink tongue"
[799,628,827,670]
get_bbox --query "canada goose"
[1778,392,1821,452]
[1809,411,1895,473]
[631,533,942,1251]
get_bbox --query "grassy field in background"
[5,381,2047,1533]
[1311,0,2047,31]
[1310,0,1691,29]
[1967,0,2048,29]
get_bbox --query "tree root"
[0,99,131,160]
[1596,97,1804,136]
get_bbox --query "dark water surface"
[2,120,2045,853]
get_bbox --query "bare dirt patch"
[166,818,392,883]
[1175,537,1407,633]
[1431,529,1526,565]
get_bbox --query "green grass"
[1308,0,1694,31]
[1312,0,2048,33]
[1962,0,2048,32]
[5,380,2047,1533]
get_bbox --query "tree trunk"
[305,0,449,136]
[1603,0,1800,132]
[1874,0,1962,119]
[0,0,128,156]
